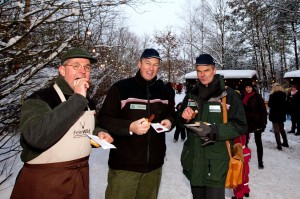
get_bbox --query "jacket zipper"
[146,82,150,172]
[208,159,211,176]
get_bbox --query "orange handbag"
[222,97,244,189]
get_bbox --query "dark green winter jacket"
[180,74,247,188]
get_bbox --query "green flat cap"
[61,47,97,64]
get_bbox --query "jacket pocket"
[203,158,228,185]
[180,139,194,179]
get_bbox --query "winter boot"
[294,131,300,136]
[258,161,264,169]
[289,122,296,133]
[282,142,289,147]
[277,146,282,150]
[288,130,295,133]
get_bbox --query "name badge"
[130,104,146,110]
[188,101,197,107]
[209,105,221,112]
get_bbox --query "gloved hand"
[185,121,211,137]
[185,122,216,146]
[201,133,216,146]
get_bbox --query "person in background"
[268,83,289,150]
[179,53,247,199]
[241,81,267,169]
[177,82,183,94]
[166,81,176,108]
[98,48,175,199]
[173,102,186,142]
[232,134,251,199]
[286,84,299,135]
[186,81,194,93]
[11,48,113,199]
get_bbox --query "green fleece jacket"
[19,75,105,162]
[180,75,247,188]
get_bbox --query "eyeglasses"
[64,63,91,72]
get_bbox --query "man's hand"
[161,119,171,130]
[129,118,151,135]
[182,107,198,123]
[73,78,90,97]
[98,131,114,143]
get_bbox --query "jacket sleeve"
[97,86,133,136]
[258,94,268,126]
[216,89,248,141]
[20,94,88,150]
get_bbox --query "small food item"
[191,110,198,118]
[148,114,155,123]
[90,139,100,148]
[194,121,200,125]
[156,128,163,131]
[75,78,91,85]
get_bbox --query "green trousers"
[105,167,162,199]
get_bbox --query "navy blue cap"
[140,48,161,61]
[195,54,215,65]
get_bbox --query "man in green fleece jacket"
[179,54,247,199]
[11,48,113,199]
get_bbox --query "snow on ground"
[1,92,300,199]
[90,111,300,199]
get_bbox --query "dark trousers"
[191,186,225,199]
[291,120,296,132]
[174,126,186,141]
[245,130,263,164]
[272,122,288,147]
[254,131,263,164]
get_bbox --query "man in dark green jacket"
[11,48,113,199]
[179,54,247,199]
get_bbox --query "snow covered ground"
[1,92,300,199]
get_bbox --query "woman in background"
[286,84,299,135]
[268,83,289,151]
[242,81,267,169]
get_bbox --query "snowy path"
[88,119,300,199]
[1,92,300,198]
[1,121,300,199]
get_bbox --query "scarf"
[196,75,224,101]
[242,91,255,106]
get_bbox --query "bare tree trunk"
[254,16,268,88]
[291,22,299,70]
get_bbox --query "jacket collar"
[55,75,74,96]
[134,70,157,88]
[191,74,226,101]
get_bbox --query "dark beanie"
[243,81,254,89]
[195,54,215,65]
